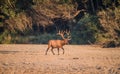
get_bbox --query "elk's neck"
[61,39,68,45]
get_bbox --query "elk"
[45,3,85,55]
[45,30,71,55]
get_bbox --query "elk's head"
[57,30,71,44]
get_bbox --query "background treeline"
[0,0,120,47]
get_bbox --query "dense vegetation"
[0,0,120,47]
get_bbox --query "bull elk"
[45,30,71,55]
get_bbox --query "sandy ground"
[0,44,120,74]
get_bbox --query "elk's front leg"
[51,47,55,55]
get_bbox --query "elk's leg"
[45,47,50,55]
[61,47,65,54]
[57,48,60,55]
[51,47,55,55]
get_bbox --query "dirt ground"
[0,44,120,74]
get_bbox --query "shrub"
[72,14,100,44]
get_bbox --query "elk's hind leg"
[45,47,50,55]
[61,47,65,54]
[57,48,60,55]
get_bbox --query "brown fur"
[45,39,69,55]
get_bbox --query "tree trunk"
[90,0,95,13]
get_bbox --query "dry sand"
[0,44,120,74]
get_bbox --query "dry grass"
[0,44,120,74]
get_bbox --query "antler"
[65,30,71,40]
[57,30,66,39]
[57,29,71,40]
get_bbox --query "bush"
[71,14,100,44]
[102,40,120,48]
[12,33,58,44]
[0,30,12,44]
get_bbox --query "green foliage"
[60,0,71,3]
[71,14,100,44]
[5,12,32,32]
[0,0,120,47]
[13,34,57,44]
[97,7,120,47]
[0,0,16,17]
[0,30,11,44]
[102,0,112,6]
